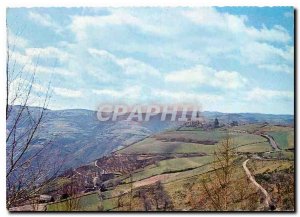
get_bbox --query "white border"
[0,0,298,216]
[1,0,298,7]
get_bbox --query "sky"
[7,7,294,114]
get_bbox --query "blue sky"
[7,7,294,114]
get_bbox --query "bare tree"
[6,24,62,209]
[129,173,133,210]
[60,178,81,211]
[154,181,172,211]
[201,132,236,211]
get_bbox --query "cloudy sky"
[7,7,294,114]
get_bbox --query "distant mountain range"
[6,106,294,171]
[201,111,294,125]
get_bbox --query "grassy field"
[155,129,225,141]
[162,158,293,211]
[231,123,266,133]
[46,193,101,211]
[263,150,294,160]
[232,133,266,145]
[128,156,214,182]
[99,156,293,211]
[237,141,272,153]
[247,159,293,175]
[46,124,294,211]
[118,138,217,154]
[267,131,294,149]
[119,130,267,155]
[102,198,118,211]
[261,125,293,133]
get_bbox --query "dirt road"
[243,159,275,210]
[133,173,172,188]
[73,168,88,178]
[261,134,280,150]
[94,160,107,174]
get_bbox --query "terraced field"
[45,123,294,211]
[128,156,214,182]
[231,123,266,133]
[237,141,272,153]
[47,193,101,211]
[267,131,294,149]
[118,129,268,155]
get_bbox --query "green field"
[232,133,266,145]
[267,131,294,149]
[237,141,272,153]
[231,123,266,133]
[102,198,118,211]
[128,156,214,182]
[263,150,294,160]
[118,138,217,154]
[47,125,294,211]
[155,129,225,141]
[119,130,267,155]
[46,193,101,211]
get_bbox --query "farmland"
[46,193,101,211]
[267,131,294,149]
[22,122,294,212]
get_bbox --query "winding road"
[243,159,275,210]
[94,160,107,174]
[73,168,88,178]
[261,134,280,150]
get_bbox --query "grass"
[263,150,294,160]
[261,125,293,133]
[102,198,118,211]
[118,138,216,154]
[163,158,293,211]
[40,177,71,194]
[231,123,266,133]
[231,133,266,146]
[128,156,214,182]
[155,129,225,142]
[119,130,266,155]
[236,141,272,153]
[267,131,294,149]
[45,124,294,211]
[46,193,101,211]
[247,159,293,175]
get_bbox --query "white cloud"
[151,89,223,104]
[92,86,141,100]
[165,65,210,84]
[246,87,293,101]
[7,78,49,106]
[53,87,83,98]
[88,48,160,77]
[32,83,48,93]
[165,65,247,89]
[241,42,293,65]
[284,11,293,18]
[69,8,293,79]
[8,31,28,48]
[183,8,291,43]
[23,64,72,76]
[28,12,63,33]
[9,8,293,113]
[10,51,32,66]
[258,64,293,74]
[211,71,247,89]
[70,10,164,41]
[25,47,70,63]
[10,51,72,76]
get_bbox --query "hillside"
[36,123,294,211]
[7,106,182,171]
